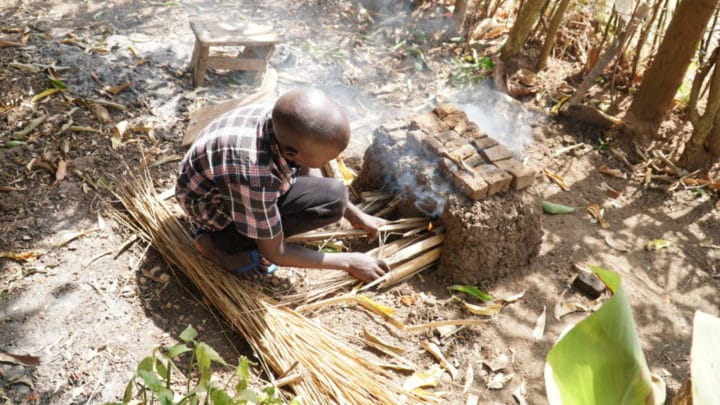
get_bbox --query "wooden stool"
[189,20,282,86]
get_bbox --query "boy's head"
[271,87,350,168]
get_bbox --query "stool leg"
[193,44,210,86]
[240,45,275,82]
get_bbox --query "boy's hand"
[346,253,389,282]
[347,210,386,242]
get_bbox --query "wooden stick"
[287,218,430,243]
[386,234,445,266]
[378,247,442,288]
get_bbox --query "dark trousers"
[208,176,348,254]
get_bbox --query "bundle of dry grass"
[111,174,435,404]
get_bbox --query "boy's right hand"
[346,253,389,283]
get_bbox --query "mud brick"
[380,119,407,133]
[411,112,449,134]
[452,170,488,200]
[573,271,606,299]
[406,130,424,147]
[433,103,464,118]
[421,136,446,156]
[436,130,457,144]
[464,153,485,168]
[494,159,536,190]
[444,137,467,151]
[475,164,512,195]
[464,122,487,139]
[479,144,513,162]
[472,136,498,151]
[439,157,458,177]
[450,143,477,160]
[385,129,407,143]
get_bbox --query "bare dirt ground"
[1,1,719,404]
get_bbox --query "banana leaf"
[545,266,665,405]
[691,311,720,405]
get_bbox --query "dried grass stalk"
[110,174,435,404]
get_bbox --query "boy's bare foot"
[193,234,275,276]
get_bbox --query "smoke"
[453,83,543,156]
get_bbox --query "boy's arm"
[255,234,388,282]
[343,202,385,241]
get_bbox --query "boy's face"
[277,133,343,169]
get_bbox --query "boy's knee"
[325,179,348,219]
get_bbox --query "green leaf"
[545,266,665,405]
[542,201,575,215]
[155,358,169,381]
[137,369,163,392]
[691,310,720,404]
[197,342,227,366]
[235,388,259,402]
[166,343,191,359]
[137,356,155,374]
[235,356,252,391]
[48,78,66,89]
[448,285,493,302]
[209,387,232,405]
[122,378,134,402]
[179,325,197,343]
[4,140,23,148]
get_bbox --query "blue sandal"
[230,250,277,277]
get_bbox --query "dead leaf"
[487,372,514,389]
[403,365,444,391]
[533,306,546,341]
[0,251,41,261]
[512,380,528,405]
[400,295,417,306]
[600,181,621,198]
[604,234,630,252]
[149,154,182,168]
[586,204,610,228]
[646,239,671,251]
[89,103,112,124]
[464,302,503,316]
[599,165,627,179]
[112,120,128,149]
[55,159,67,181]
[132,58,148,68]
[463,365,474,393]
[542,168,570,191]
[483,353,510,372]
[498,291,525,304]
[0,185,22,192]
[362,327,406,355]
[56,228,96,248]
[104,82,132,95]
[0,352,41,366]
[421,340,459,380]
[554,300,590,320]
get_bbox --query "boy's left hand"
[349,211,385,242]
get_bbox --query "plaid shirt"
[175,104,298,239]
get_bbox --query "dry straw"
[111,173,435,404]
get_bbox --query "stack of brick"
[356,103,543,284]
[410,104,536,201]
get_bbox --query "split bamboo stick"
[286,217,430,243]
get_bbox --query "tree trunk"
[678,47,720,171]
[500,0,545,62]
[536,0,571,70]
[630,0,662,82]
[452,0,470,35]
[625,0,720,138]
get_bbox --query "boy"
[176,88,389,282]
